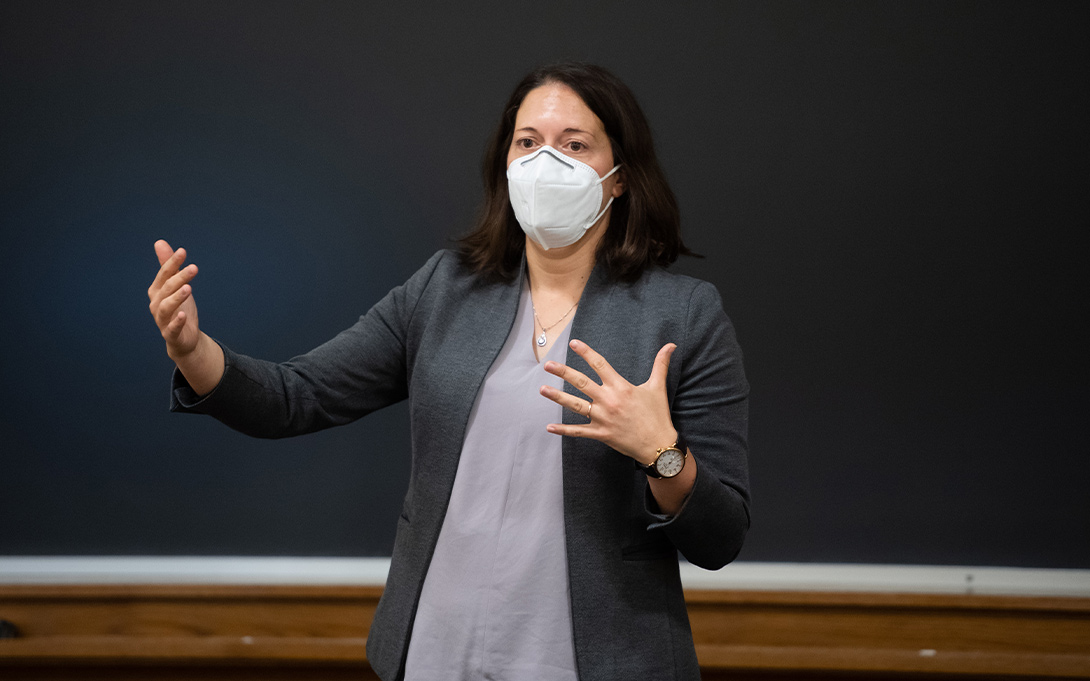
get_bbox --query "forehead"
[514,82,605,136]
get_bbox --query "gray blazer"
[172,249,750,680]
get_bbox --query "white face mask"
[507,146,621,250]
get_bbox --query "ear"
[611,166,627,198]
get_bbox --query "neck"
[524,209,608,298]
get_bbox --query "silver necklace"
[532,297,579,347]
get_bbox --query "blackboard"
[1,1,1086,568]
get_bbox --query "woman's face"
[507,82,625,204]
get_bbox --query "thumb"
[648,343,676,387]
[154,239,175,266]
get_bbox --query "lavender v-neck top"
[403,281,578,681]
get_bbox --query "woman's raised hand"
[540,339,679,465]
[541,339,696,514]
[148,240,224,396]
[148,240,201,360]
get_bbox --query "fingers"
[149,244,188,296]
[541,339,623,394]
[539,384,593,417]
[164,264,198,298]
[162,306,189,341]
[149,267,197,327]
[152,242,185,286]
[545,339,675,393]
[545,423,592,438]
[154,239,174,266]
[147,241,198,336]
[149,249,197,303]
[568,339,621,384]
[148,240,203,359]
[154,281,193,327]
[542,359,600,398]
[540,341,679,458]
[648,343,677,387]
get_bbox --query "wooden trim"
[1,585,1088,679]
[685,588,1090,611]
[0,636,366,664]
[700,646,1090,677]
[685,589,1090,678]
[0,584,383,601]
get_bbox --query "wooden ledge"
[2,584,1088,678]
[0,636,366,665]
[683,588,1090,612]
[0,584,385,600]
[696,645,1090,678]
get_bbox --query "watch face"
[655,448,685,478]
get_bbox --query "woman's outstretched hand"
[540,339,679,466]
[148,240,224,396]
[149,240,201,359]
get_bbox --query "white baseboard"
[1,557,1087,596]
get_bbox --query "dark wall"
[1,1,1086,567]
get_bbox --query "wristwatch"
[641,431,688,479]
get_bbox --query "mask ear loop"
[583,164,622,230]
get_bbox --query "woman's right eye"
[516,138,536,149]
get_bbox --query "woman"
[148,62,749,681]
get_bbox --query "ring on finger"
[586,402,594,420]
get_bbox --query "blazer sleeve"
[647,280,751,570]
[168,250,447,438]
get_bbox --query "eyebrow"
[515,126,596,136]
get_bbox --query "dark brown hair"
[457,62,694,282]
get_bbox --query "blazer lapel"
[412,259,525,535]
[560,262,630,531]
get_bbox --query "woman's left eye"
[569,141,585,152]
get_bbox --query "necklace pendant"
[536,331,548,347]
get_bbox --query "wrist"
[172,333,225,398]
[636,428,679,466]
[168,331,206,365]
[638,428,687,479]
